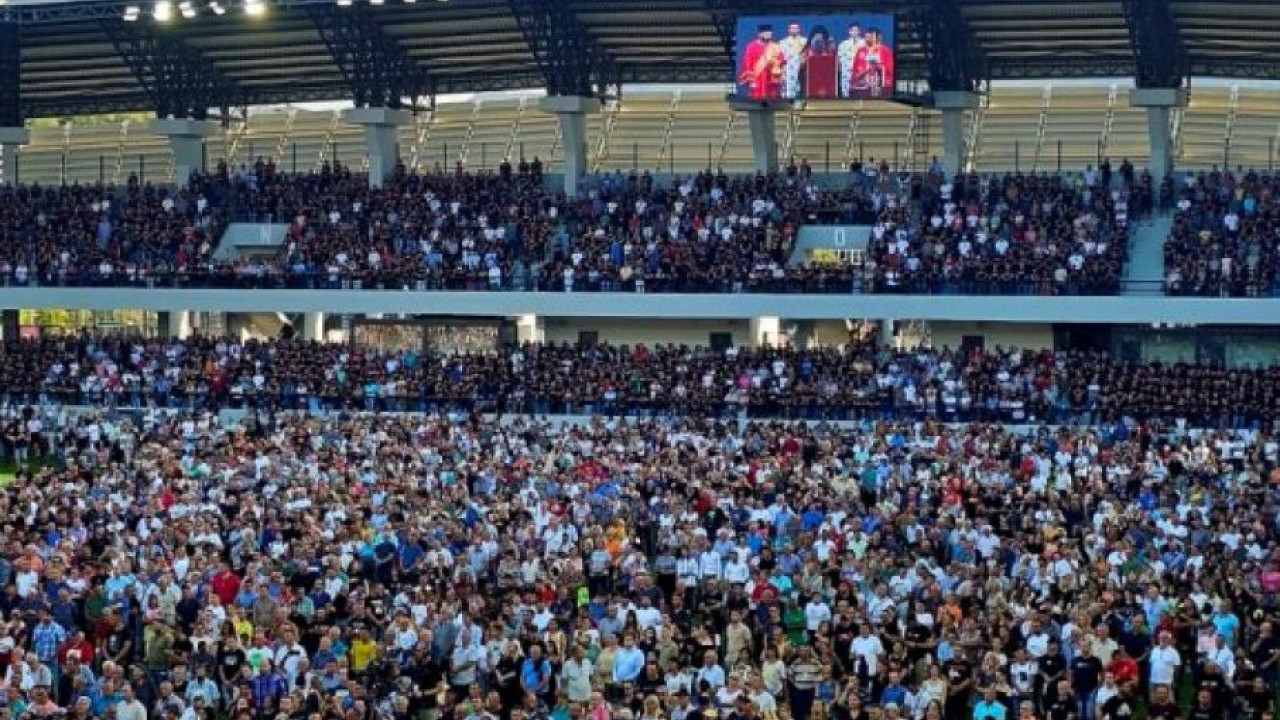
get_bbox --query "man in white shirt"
[850,624,885,678]
[560,645,594,702]
[723,552,750,585]
[1149,632,1181,686]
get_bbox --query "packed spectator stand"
[0,179,227,287]
[1162,171,1280,298]
[0,163,1155,296]
[0,334,1278,427]
[862,172,1144,296]
[0,380,1277,720]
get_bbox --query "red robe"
[850,44,895,97]
[738,39,783,101]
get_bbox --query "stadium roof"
[4,0,1280,120]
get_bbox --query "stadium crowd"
[0,179,226,287]
[0,397,1276,720]
[0,334,1278,427]
[0,163,1154,295]
[1162,171,1280,298]
[862,172,1142,296]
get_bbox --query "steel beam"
[916,0,987,92]
[305,4,434,109]
[101,20,242,120]
[1122,0,1187,87]
[0,23,19,127]
[700,0,739,59]
[1191,57,1280,81]
[988,56,1135,80]
[507,0,618,97]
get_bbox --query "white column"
[167,310,193,340]
[933,91,979,176]
[151,119,216,184]
[301,312,325,342]
[342,107,411,189]
[515,314,545,344]
[539,96,601,197]
[0,127,29,186]
[750,316,781,347]
[878,319,896,349]
[729,99,784,174]
[1129,88,1188,180]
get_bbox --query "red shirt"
[57,637,96,666]
[1109,657,1138,685]
[211,570,242,605]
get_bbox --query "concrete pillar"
[933,91,979,177]
[1,309,18,341]
[300,312,325,343]
[151,119,216,185]
[342,107,410,189]
[729,100,785,174]
[878,319,896,349]
[164,310,192,340]
[1129,88,1188,180]
[515,314,545,344]
[0,127,29,186]
[751,316,781,347]
[539,96,601,197]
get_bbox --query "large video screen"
[733,15,896,102]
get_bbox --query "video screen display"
[733,15,897,102]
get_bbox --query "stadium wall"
[1,289,1278,325]
[927,322,1056,351]
[543,318,750,348]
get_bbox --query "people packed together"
[862,171,1142,296]
[0,178,226,286]
[1,334,1279,427]
[1162,170,1279,297]
[0,401,1276,720]
[0,163,1165,295]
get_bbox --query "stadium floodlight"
[244,0,265,16]
[336,0,352,6]
[123,4,141,20]
[209,1,226,13]
[153,0,173,21]
[369,0,384,5]
[179,1,196,17]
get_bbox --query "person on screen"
[738,24,784,101]
[804,26,838,99]
[837,23,865,97]
[780,21,808,99]
[851,27,895,98]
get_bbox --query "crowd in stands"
[0,334,1278,427]
[0,163,1154,296]
[862,171,1143,296]
[1163,171,1280,297]
[0,397,1277,720]
[0,178,226,287]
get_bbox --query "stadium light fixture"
[209,0,226,13]
[336,0,352,6]
[244,0,265,16]
[123,4,141,20]
[403,0,416,5]
[153,0,173,21]
[369,0,384,5]
[179,1,196,17]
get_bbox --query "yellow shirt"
[233,619,254,643]
[349,638,378,672]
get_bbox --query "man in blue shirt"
[611,634,645,687]
[974,688,1008,720]
[520,644,553,700]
